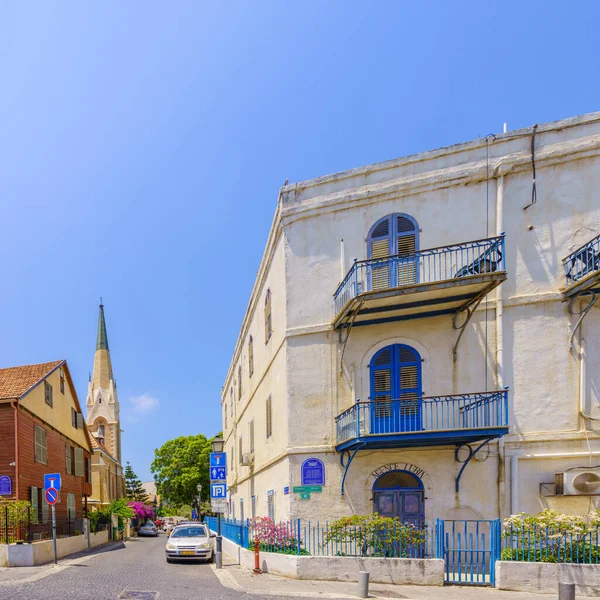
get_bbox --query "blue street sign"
[283,486,290,495]
[210,466,226,481]
[191,509,198,520]
[301,459,325,486]
[210,452,226,468]
[210,483,227,498]
[45,488,58,505]
[44,473,61,492]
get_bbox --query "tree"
[151,433,217,508]
[124,462,149,502]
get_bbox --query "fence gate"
[435,519,501,586]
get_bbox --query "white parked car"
[165,524,215,563]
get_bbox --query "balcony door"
[370,344,422,434]
[368,214,419,291]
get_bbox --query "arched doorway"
[373,470,424,526]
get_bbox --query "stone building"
[86,303,125,508]
[221,111,600,525]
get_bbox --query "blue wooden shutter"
[395,216,417,285]
[397,346,420,420]
[371,347,393,418]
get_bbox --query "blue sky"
[0,1,598,481]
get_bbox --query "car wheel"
[166,557,172,563]
[208,550,215,563]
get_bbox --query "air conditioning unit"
[555,468,600,495]
[241,453,254,467]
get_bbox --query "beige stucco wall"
[19,365,90,450]
[222,112,600,523]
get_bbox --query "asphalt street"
[0,533,313,600]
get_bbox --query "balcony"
[333,235,506,329]
[562,233,600,298]
[335,390,509,452]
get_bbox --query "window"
[238,366,242,401]
[230,388,233,417]
[71,408,77,428]
[230,447,234,471]
[264,289,272,343]
[67,493,76,521]
[60,368,65,394]
[249,420,255,453]
[248,336,254,377]
[41,488,49,524]
[65,444,72,475]
[86,457,92,484]
[74,447,84,477]
[97,424,105,439]
[239,436,243,464]
[267,490,275,521]
[224,404,228,429]
[266,396,272,438]
[44,381,53,407]
[34,425,47,464]
[368,214,419,289]
[369,344,422,430]
[31,486,39,522]
[240,498,244,523]
[251,495,256,519]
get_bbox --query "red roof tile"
[0,361,63,400]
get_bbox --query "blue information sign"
[191,509,198,520]
[44,473,61,492]
[210,466,226,481]
[210,453,226,468]
[283,486,289,495]
[0,476,12,496]
[301,459,325,486]
[210,483,227,499]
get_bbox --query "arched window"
[372,469,425,525]
[248,336,254,377]
[369,344,422,433]
[368,214,419,289]
[264,289,272,343]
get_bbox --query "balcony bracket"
[455,437,493,493]
[339,301,364,373]
[340,443,365,496]
[452,294,485,361]
[568,290,598,349]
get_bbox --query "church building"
[86,303,125,508]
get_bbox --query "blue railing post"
[297,518,301,555]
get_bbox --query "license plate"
[180,551,195,555]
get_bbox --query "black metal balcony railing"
[335,390,509,445]
[334,236,505,315]
[563,233,600,288]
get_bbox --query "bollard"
[216,535,223,569]
[253,537,262,574]
[358,571,369,599]
[558,582,575,600]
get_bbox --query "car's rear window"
[171,526,207,538]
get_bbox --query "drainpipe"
[496,176,505,518]
[11,400,19,499]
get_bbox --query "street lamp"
[211,436,224,569]
[196,484,203,521]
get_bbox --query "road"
[0,533,311,600]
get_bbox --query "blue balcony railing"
[334,235,505,316]
[563,234,600,288]
[335,390,509,445]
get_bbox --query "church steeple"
[86,301,121,464]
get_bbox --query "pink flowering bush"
[128,501,155,522]
[248,516,306,554]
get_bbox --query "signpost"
[209,441,226,570]
[45,485,59,565]
[292,485,322,493]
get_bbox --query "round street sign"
[45,487,58,505]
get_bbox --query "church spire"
[96,301,109,351]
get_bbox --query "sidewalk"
[211,554,554,600]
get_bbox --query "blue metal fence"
[336,390,509,445]
[334,235,505,315]
[563,233,600,287]
[502,525,600,564]
[205,516,249,549]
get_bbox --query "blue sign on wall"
[301,458,325,486]
[0,476,12,496]
[283,486,289,495]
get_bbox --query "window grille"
[34,425,47,464]
[66,444,72,475]
[267,491,274,521]
[248,336,254,377]
[44,381,53,407]
[264,289,272,343]
[266,396,272,438]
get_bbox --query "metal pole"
[216,512,222,569]
[358,571,369,599]
[52,505,57,565]
[558,582,575,600]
